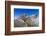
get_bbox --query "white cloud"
[14,16,19,19]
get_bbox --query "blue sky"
[14,8,39,17]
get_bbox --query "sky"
[14,8,39,17]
